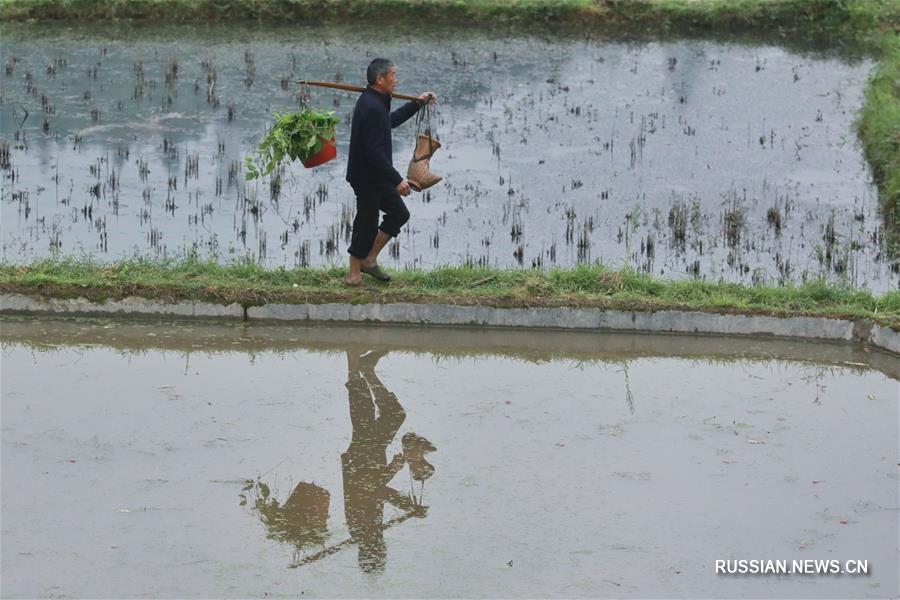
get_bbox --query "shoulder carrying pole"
[296,79,423,102]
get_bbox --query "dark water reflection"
[248,348,436,572]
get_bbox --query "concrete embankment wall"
[2,293,898,356]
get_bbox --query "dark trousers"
[347,183,410,259]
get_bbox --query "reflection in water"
[403,432,437,485]
[248,480,331,552]
[3,318,897,598]
[343,349,408,573]
[245,348,436,571]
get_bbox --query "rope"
[298,80,310,109]
[413,102,437,162]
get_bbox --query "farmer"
[342,348,423,572]
[345,58,437,285]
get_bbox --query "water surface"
[2,317,898,598]
[2,23,896,290]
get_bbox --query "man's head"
[367,58,397,94]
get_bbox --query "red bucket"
[301,136,337,168]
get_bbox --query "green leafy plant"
[245,108,341,180]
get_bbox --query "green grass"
[2,258,898,328]
[858,30,900,249]
[0,0,897,36]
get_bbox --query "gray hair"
[366,58,394,85]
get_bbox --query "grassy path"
[3,259,898,329]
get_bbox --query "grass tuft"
[858,31,900,250]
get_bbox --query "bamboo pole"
[296,79,424,102]
[286,486,427,569]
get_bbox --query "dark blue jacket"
[346,85,421,188]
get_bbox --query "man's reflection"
[343,348,408,572]
[246,348,436,572]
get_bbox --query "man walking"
[345,58,437,286]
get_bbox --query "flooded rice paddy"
[1,23,898,291]
[1,316,898,598]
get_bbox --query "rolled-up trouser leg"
[377,184,410,238]
[348,184,381,259]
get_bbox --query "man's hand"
[418,92,438,106]
[396,179,412,196]
[389,453,405,470]
[387,452,406,477]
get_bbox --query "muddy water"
[1,23,897,291]
[1,316,897,598]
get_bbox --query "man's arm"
[390,100,421,129]
[359,106,403,186]
[384,486,427,516]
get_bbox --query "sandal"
[361,264,391,282]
